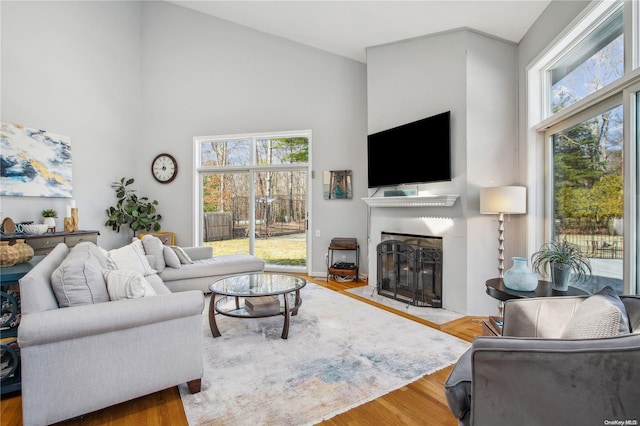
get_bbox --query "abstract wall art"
[0,121,73,198]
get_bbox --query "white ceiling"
[170,0,552,63]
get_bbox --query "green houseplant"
[531,240,591,291]
[105,177,162,236]
[41,209,58,230]
[41,209,58,218]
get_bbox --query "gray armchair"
[444,294,640,426]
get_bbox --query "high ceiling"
[170,0,552,63]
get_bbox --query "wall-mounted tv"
[367,111,451,188]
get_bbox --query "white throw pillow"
[164,246,181,268]
[561,286,631,338]
[171,246,194,264]
[99,247,118,270]
[108,240,157,276]
[103,269,157,301]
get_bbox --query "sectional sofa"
[18,237,264,425]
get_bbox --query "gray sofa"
[18,238,264,425]
[444,291,640,426]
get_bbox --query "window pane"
[254,170,307,267]
[552,104,623,292]
[550,6,624,113]
[200,139,251,166]
[256,137,309,165]
[202,172,250,254]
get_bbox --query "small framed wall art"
[323,170,352,200]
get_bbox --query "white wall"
[1,1,369,273]
[139,1,368,275]
[366,30,517,315]
[1,1,142,249]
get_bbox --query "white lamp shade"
[480,186,526,214]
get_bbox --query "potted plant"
[41,209,58,231]
[104,177,162,237]
[531,240,591,291]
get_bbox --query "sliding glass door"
[196,132,310,272]
[548,104,624,293]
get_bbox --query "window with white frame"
[194,132,310,269]
[548,3,624,114]
[530,0,639,294]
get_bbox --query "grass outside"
[204,237,306,266]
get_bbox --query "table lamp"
[480,186,527,277]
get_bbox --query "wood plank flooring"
[0,276,481,426]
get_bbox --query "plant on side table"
[105,177,162,237]
[531,240,591,291]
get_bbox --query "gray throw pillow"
[51,251,110,308]
[163,246,181,268]
[561,286,631,339]
[141,235,166,272]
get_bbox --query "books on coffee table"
[245,296,280,314]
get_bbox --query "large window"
[530,0,639,294]
[549,4,624,114]
[195,132,310,271]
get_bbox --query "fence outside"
[203,212,233,242]
[203,195,306,241]
[559,234,623,259]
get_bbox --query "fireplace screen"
[377,233,442,307]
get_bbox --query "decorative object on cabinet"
[13,239,34,264]
[151,153,178,184]
[480,186,527,277]
[41,209,57,233]
[531,240,591,292]
[0,120,73,198]
[323,170,352,199]
[0,242,19,267]
[105,177,162,237]
[327,238,359,282]
[20,224,49,235]
[1,217,16,235]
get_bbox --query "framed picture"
[0,121,73,198]
[323,170,352,200]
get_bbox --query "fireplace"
[376,232,442,308]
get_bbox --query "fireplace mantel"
[362,194,459,208]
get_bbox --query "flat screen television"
[367,111,451,188]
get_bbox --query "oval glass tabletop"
[209,272,306,297]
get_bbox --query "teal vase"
[503,257,538,291]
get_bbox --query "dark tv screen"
[367,111,451,188]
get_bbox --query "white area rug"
[179,282,470,426]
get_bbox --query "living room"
[0,0,568,316]
[1,0,639,424]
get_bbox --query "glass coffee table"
[208,272,306,339]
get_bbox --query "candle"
[70,199,76,208]
[66,206,72,217]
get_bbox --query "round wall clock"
[151,153,178,184]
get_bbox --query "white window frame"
[526,0,640,294]
[193,130,312,269]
